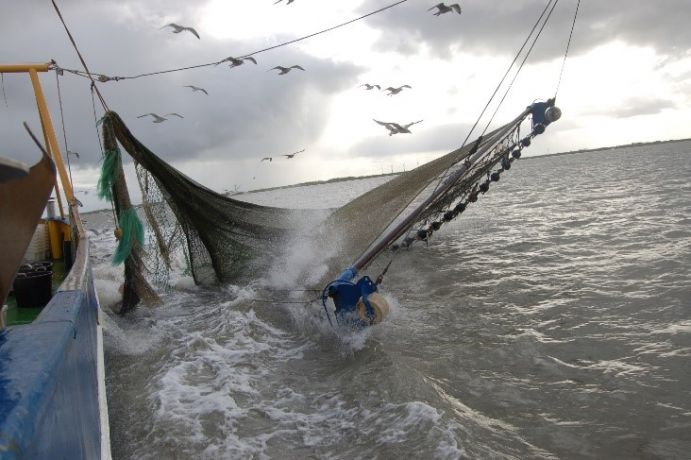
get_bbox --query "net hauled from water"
[102,106,536,287]
[106,112,325,285]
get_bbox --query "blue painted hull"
[0,244,109,459]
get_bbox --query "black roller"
[479,181,490,193]
[521,137,531,147]
[490,172,501,182]
[431,221,442,231]
[417,229,428,240]
[454,202,466,213]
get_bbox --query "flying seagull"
[161,23,200,39]
[261,157,272,162]
[184,85,208,95]
[428,3,462,16]
[66,150,80,159]
[137,113,168,123]
[373,119,423,136]
[165,113,184,119]
[275,0,296,4]
[282,149,304,159]
[384,85,412,96]
[360,84,381,90]
[269,65,305,75]
[222,56,257,68]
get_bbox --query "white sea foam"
[98,142,691,459]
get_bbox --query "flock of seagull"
[144,2,463,159]
[360,84,413,96]
[272,1,461,13]
[261,148,304,162]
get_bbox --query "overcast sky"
[2,0,690,211]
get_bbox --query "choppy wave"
[100,141,691,459]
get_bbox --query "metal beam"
[0,63,51,73]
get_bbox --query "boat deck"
[4,259,68,326]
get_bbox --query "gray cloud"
[363,0,691,61]
[1,0,362,170]
[608,97,677,118]
[2,0,689,198]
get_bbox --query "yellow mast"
[0,63,76,219]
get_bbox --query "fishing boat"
[0,63,111,459]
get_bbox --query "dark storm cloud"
[0,0,362,169]
[363,0,691,61]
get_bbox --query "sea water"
[92,140,691,459]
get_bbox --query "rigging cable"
[455,0,556,153]
[51,0,109,111]
[481,0,561,135]
[54,70,75,187]
[90,84,120,226]
[399,0,564,249]
[554,0,581,99]
[422,0,557,202]
[54,0,409,83]
[0,73,7,107]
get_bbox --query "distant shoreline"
[244,137,691,193]
[526,137,691,160]
[83,136,691,214]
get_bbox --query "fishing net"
[105,112,326,285]
[101,103,542,288]
[320,109,531,277]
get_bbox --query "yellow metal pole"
[28,68,65,219]
[0,63,51,73]
[28,68,75,218]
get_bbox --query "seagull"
[67,150,80,159]
[360,84,381,90]
[275,0,296,4]
[428,3,462,16]
[221,56,257,68]
[282,149,304,159]
[137,113,168,123]
[373,119,423,136]
[383,85,412,96]
[165,113,184,119]
[161,23,200,39]
[261,157,272,162]
[184,85,208,95]
[269,65,305,75]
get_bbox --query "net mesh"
[103,108,533,287]
[108,112,325,285]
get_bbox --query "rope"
[554,0,581,99]
[89,84,119,225]
[51,0,109,111]
[52,0,408,83]
[458,0,557,153]
[55,70,75,186]
[252,295,322,305]
[482,0,560,135]
[421,0,557,209]
[0,73,7,107]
